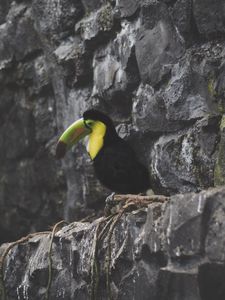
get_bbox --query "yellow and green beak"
[56,118,91,159]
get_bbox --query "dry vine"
[90,193,169,300]
[45,220,68,300]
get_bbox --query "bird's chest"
[92,143,132,180]
[93,146,118,175]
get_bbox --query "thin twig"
[90,214,116,300]
[114,194,169,203]
[45,220,68,300]
[90,221,101,300]
[105,209,126,300]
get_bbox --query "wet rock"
[0,12,16,72]
[32,55,50,93]
[204,189,225,262]
[81,0,102,13]
[0,88,14,125]
[0,0,66,241]
[1,104,36,160]
[158,269,200,300]
[54,37,93,86]
[92,19,140,107]
[164,192,207,257]
[76,4,115,47]
[32,0,84,42]
[1,0,225,253]
[193,0,225,36]
[198,263,225,300]
[0,160,43,242]
[151,117,220,194]
[132,83,178,133]
[216,63,225,112]
[2,187,225,300]
[135,1,185,86]
[132,50,218,134]
[33,96,56,144]
[171,0,194,43]
[114,0,139,18]
[4,4,42,61]
[11,54,50,95]
[214,116,225,186]
[0,0,10,25]
[162,54,217,121]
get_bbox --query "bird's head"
[56,109,117,160]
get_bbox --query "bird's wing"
[94,142,147,193]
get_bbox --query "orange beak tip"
[56,141,67,159]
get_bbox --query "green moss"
[220,115,225,130]
[217,101,225,114]
[214,163,225,186]
[98,4,113,31]
[208,78,225,114]
[214,115,225,186]
[208,78,217,97]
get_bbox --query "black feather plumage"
[83,109,150,194]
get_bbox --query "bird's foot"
[122,194,169,209]
[104,194,169,216]
[105,192,116,205]
[104,192,117,216]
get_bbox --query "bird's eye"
[84,120,94,129]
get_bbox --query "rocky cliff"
[1,0,225,243]
[0,0,225,299]
[1,187,225,300]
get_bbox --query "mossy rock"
[214,115,225,186]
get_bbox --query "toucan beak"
[56,118,91,159]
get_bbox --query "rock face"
[0,0,225,260]
[1,187,225,300]
[1,0,225,297]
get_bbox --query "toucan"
[56,109,150,194]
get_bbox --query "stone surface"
[0,0,225,264]
[151,116,220,195]
[114,0,139,18]
[162,54,217,122]
[171,0,194,43]
[92,19,140,111]
[2,187,225,299]
[132,83,178,133]
[0,0,10,25]
[75,3,115,48]
[4,4,42,61]
[32,0,84,42]
[135,1,185,86]
[193,0,225,36]
[214,117,225,186]
[81,0,102,13]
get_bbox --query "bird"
[56,109,150,194]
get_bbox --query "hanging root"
[114,194,169,207]
[90,221,101,300]
[105,210,126,300]
[91,193,169,299]
[45,220,68,300]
